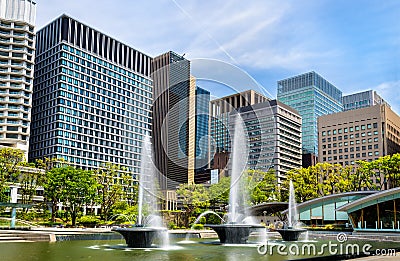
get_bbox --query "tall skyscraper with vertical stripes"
[30,15,153,179]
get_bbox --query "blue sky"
[35,0,400,112]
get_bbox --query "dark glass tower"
[194,86,210,174]
[151,51,192,191]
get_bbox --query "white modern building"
[0,0,36,159]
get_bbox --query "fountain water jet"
[206,115,264,244]
[112,135,167,248]
[275,180,306,241]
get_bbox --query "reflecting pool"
[0,236,398,261]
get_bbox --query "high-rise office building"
[343,90,389,111]
[151,51,194,192]
[210,90,269,176]
[277,71,343,166]
[30,15,153,177]
[210,90,269,152]
[0,0,36,158]
[195,86,210,171]
[318,104,400,186]
[232,100,302,183]
[194,85,210,183]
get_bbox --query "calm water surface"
[0,237,398,261]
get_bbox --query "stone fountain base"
[275,228,307,241]
[205,224,265,244]
[112,226,167,248]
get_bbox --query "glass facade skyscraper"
[194,86,210,173]
[29,15,153,176]
[277,71,343,155]
[0,0,36,158]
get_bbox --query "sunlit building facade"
[342,90,389,111]
[277,71,343,165]
[30,15,153,177]
[0,0,36,159]
[232,100,302,183]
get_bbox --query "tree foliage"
[0,148,24,202]
[176,183,209,227]
[246,169,279,204]
[95,163,127,221]
[45,166,98,226]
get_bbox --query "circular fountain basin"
[275,228,307,241]
[205,224,265,244]
[112,226,167,248]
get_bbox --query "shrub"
[78,216,101,227]
[192,224,204,230]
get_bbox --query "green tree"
[95,163,126,221]
[208,176,230,209]
[0,148,24,202]
[246,169,279,204]
[18,162,46,205]
[351,161,376,191]
[284,167,318,202]
[176,183,209,227]
[45,166,98,226]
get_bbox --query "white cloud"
[373,81,400,114]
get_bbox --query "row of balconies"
[0,28,34,40]
[0,51,33,62]
[0,21,34,32]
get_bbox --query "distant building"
[277,71,343,166]
[210,90,269,176]
[30,15,153,182]
[232,99,302,183]
[0,0,36,159]
[343,90,389,111]
[194,86,210,182]
[318,104,400,169]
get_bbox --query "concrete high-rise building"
[151,51,194,192]
[30,15,153,177]
[343,90,389,111]
[277,71,343,166]
[318,104,400,168]
[232,100,302,183]
[0,0,36,159]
